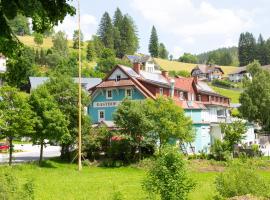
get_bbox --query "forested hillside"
[196,47,239,66]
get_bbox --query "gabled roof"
[192,64,224,74]
[139,70,169,85]
[174,77,195,93]
[29,77,102,90]
[89,65,156,99]
[174,99,207,110]
[96,79,135,88]
[228,66,247,75]
[125,54,152,63]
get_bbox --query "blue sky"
[56,0,270,58]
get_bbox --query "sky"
[55,0,270,58]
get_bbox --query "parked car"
[0,143,9,150]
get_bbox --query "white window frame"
[116,74,121,81]
[106,89,113,99]
[125,88,132,98]
[179,91,184,100]
[159,88,163,95]
[98,110,105,122]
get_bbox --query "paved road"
[0,144,61,163]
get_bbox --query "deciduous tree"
[146,97,194,148]
[0,86,35,165]
[86,41,96,61]
[52,31,69,57]
[179,53,198,64]
[0,0,75,57]
[29,85,69,164]
[114,99,154,160]
[220,120,247,152]
[33,32,44,47]
[73,29,84,49]
[239,61,270,131]
[158,43,168,59]
[45,74,91,160]
[143,145,195,200]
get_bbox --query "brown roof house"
[122,54,160,73]
[228,66,252,82]
[191,64,224,81]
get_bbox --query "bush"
[210,140,231,161]
[212,79,235,88]
[142,145,195,200]
[215,162,270,198]
[0,171,34,200]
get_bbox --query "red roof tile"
[174,77,195,93]
[96,79,135,88]
[174,99,207,110]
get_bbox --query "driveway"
[0,144,61,163]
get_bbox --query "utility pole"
[77,0,82,171]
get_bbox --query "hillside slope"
[154,58,239,76]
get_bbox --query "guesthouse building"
[88,63,255,153]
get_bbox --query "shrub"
[0,171,34,200]
[210,140,231,161]
[215,162,270,198]
[212,79,235,88]
[142,145,195,200]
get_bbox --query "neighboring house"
[0,54,7,86]
[87,63,255,154]
[228,66,252,82]
[123,54,160,73]
[191,64,224,81]
[29,77,102,91]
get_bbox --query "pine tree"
[113,8,123,30]
[97,12,114,49]
[73,29,84,49]
[113,8,124,58]
[265,39,270,65]
[238,32,256,66]
[86,41,96,61]
[158,43,168,59]
[256,34,268,65]
[118,15,139,58]
[149,26,159,57]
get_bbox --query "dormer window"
[116,75,121,81]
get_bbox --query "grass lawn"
[0,159,219,200]
[1,159,270,200]
[210,85,242,103]
[154,58,239,77]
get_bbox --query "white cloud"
[55,14,98,40]
[183,36,195,44]
[172,46,183,58]
[131,0,254,37]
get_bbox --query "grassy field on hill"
[2,159,270,200]
[154,58,239,76]
[210,85,241,103]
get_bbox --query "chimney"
[162,70,169,78]
[133,62,141,74]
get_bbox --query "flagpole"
[77,0,82,171]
